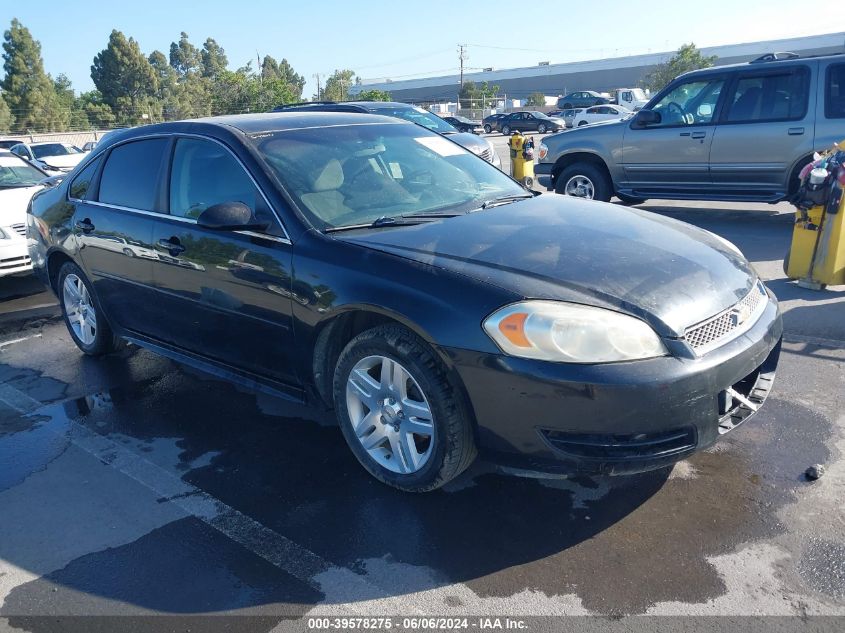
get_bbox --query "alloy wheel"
[345,355,435,474]
[564,175,595,199]
[63,273,97,345]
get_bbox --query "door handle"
[691,131,706,139]
[158,237,185,255]
[788,127,805,136]
[75,218,95,233]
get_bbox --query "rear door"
[148,135,297,384]
[709,64,814,197]
[74,138,167,334]
[621,74,726,193]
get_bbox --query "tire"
[502,125,511,135]
[538,123,547,133]
[57,262,124,356]
[616,194,647,206]
[555,163,612,202]
[333,324,477,492]
[484,124,492,134]
[577,121,588,127]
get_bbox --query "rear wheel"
[502,125,511,135]
[555,163,612,202]
[58,262,123,356]
[538,123,547,134]
[333,324,477,492]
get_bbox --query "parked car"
[274,101,500,168]
[482,113,507,133]
[0,151,48,277]
[0,139,19,150]
[561,108,585,128]
[82,141,97,152]
[573,105,633,127]
[556,91,610,109]
[30,112,782,491]
[441,115,483,134]
[10,142,87,173]
[499,111,566,135]
[537,51,845,205]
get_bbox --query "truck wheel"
[502,125,511,135]
[556,163,611,202]
[333,324,477,492]
[617,194,647,206]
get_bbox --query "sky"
[2,0,843,98]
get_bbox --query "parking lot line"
[0,381,422,615]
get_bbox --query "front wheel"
[333,324,477,492]
[484,124,492,134]
[537,123,547,133]
[555,163,612,202]
[58,262,123,356]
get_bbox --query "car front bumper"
[0,232,32,277]
[444,291,783,475]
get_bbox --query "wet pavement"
[0,203,844,630]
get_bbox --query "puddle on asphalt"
[7,363,835,615]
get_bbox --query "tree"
[77,90,115,129]
[321,69,355,102]
[0,94,12,132]
[260,55,305,100]
[356,89,391,101]
[1,19,63,132]
[525,91,547,107]
[91,30,160,125]
[200,37,227,79]
[459,81,500,109]
[148,50,177,102]
[645,43,717,92]
[169,31,200,77]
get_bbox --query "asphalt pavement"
[0,180,843,632]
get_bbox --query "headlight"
[538,143,548,160]
[483,300,667,363]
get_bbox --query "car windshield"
[0,155,45,187]
[32,143,79,158]
[250,122,526,230]
[531,111,550,119]
[370,106,457,134]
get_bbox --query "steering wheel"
[666,101,686,121]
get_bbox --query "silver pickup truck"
[535,51,845,205]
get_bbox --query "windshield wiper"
[323,215,429,233]
[477,194,534,210]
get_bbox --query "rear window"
[98,138,168,211]
[826,63,845,119]
[725,67,809,123]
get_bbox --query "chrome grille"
[11,223,26,237]
[684,284,767,353]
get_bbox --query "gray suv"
[536,52,845,204]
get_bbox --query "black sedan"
[482,113,506,134]
[28,112,782,492]
[499,111,566,135]
[441,115,482,134]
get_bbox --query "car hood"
[37,153,86,169]
[447,132,491,155]
[0,185,43,228]
[337,196,757,337]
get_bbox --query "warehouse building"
[350,32,845,103]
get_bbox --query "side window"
[826,63,845,119]
[98,138,168,211]
[168,138,282,237]
[68,156,102,200]
[725,68,809,122]
[650,77,725,127]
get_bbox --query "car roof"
[101,112,410,140]
[676,50,845,79]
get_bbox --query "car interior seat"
[300,158,351,222]
[729,86,762,121]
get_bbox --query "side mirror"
[197,201,269,231]
[633,110,661,128]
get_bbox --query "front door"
[709,65,814,196]
[74,139,167,334]
[147,136,297,384]
[621,75,726,193]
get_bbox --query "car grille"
[0,255,31,270]
[10,223,26,237]
[540,427,697,461]
[683,282,767,353]
[479,148,493,162]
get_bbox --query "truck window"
[826,63,845,119]
[725,67,809,123]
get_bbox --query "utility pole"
[458,44,467,110]
[313,73,323,101]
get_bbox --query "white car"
[0,152,47,277]
[573,105,633,127]
[10,141,87,173]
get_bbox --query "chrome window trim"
[67,131,292,243]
